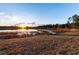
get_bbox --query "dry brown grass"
[0,32,79,55]
[0,28,79,55]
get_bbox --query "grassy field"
[0,29,79,55]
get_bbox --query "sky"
[0,3,79,26]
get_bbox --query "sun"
[16,24,28,31]
[18,24,27,29]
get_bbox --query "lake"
[0,29,38,33]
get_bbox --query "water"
[0,29,38,33]
[0,29,56,35]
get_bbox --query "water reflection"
[17,28,27,32]
[0,29,38,32]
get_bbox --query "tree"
[67,14,79,28]
[72,14,79,28]
[66,17,71,28]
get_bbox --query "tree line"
[36,14,79,29]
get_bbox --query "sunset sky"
[0,3,79,26]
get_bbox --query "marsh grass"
[0,30,79,55]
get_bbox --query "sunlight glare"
[17,24,28,31]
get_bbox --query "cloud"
[0,12,38,26]
[0,12,5,15]
[0,12,19,21]
[0,12,22,26]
